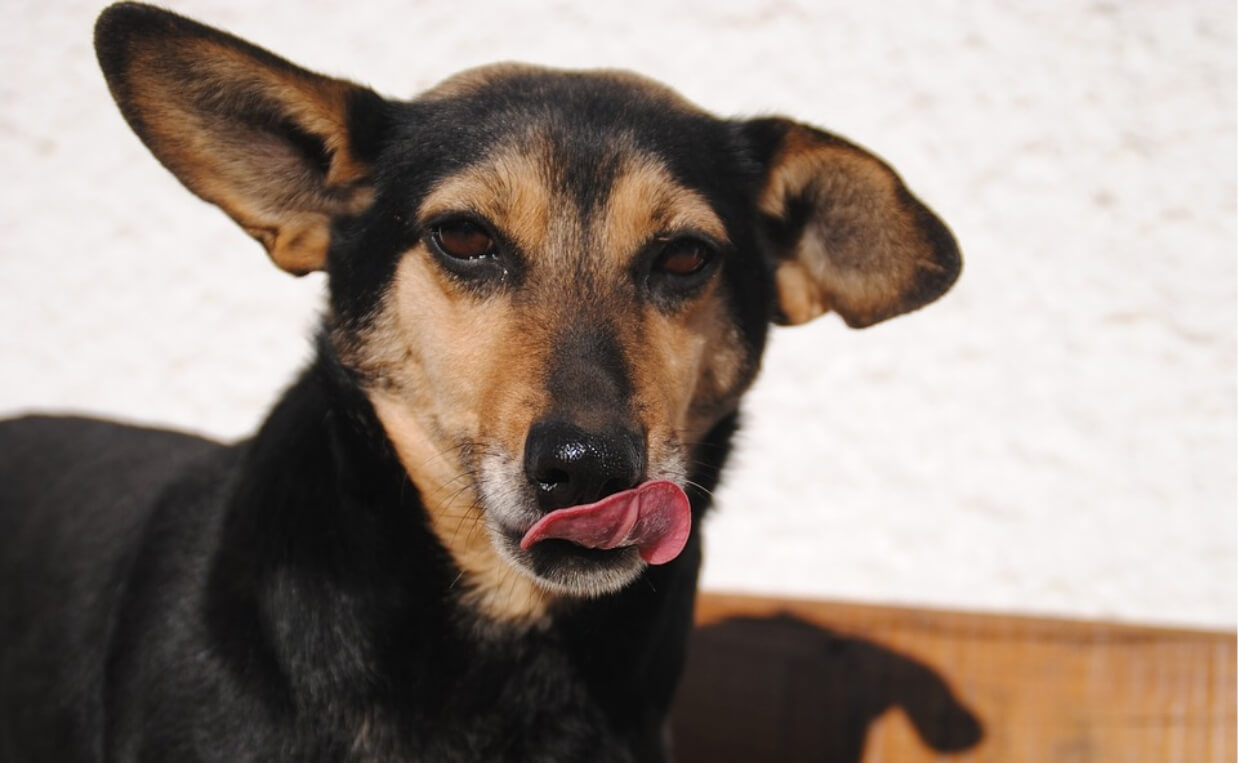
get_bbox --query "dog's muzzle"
[519,419,690,565]
[523,419,644,511]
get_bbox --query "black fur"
[0,340,714,762]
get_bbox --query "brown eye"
[654,238,712,277]
[432,220,495,260]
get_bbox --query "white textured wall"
[1,0,1233,629]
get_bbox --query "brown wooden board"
[670,592,1235,763]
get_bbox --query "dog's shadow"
[670,614,984,762]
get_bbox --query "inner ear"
[747,118,961,328]
[95,3,388,274]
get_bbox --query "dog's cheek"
[627,291,740,472]
[662,294,750,448]
[365,253,556,622]
[387,253,559,513]
[388,254,517,435]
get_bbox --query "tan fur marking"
[599,156,729,262]
[773,262,829,324]
[761,126,942,327]
[371,393,550,624]
[419,140,554,255]
[627,277,750,458]
[355,252,552,624]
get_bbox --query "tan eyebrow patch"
[597,155,728,264]
[418,140,555,255]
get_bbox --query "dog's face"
[341,67,779,608]
[97,5,959,621]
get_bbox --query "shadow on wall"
[671,615,983,763]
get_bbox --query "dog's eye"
[431,220,495,260]
[653,238,713,277]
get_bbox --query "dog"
[0,3,960,761]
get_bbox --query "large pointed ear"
[94,3,388,274]
[746,118,961,328]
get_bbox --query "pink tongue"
[519,480,691,565]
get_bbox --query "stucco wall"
[2,0,1233,628]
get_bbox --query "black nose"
[523,419,644,512]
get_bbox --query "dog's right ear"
[94,3,388,275]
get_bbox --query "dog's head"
[96,4,959,621]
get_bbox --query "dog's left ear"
[94,3,388,275]
[746,118,961,328]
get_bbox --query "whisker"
[682,479,715,499]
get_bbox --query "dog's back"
[0,417,223,760]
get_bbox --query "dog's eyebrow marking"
[597,155,729,262]
[418,144,554,255]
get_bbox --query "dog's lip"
[518,480,691,565]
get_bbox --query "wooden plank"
[670,592,1235,763]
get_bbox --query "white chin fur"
[476,450,688,598]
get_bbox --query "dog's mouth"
[520,481,691,563]
[494,480,692,597]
